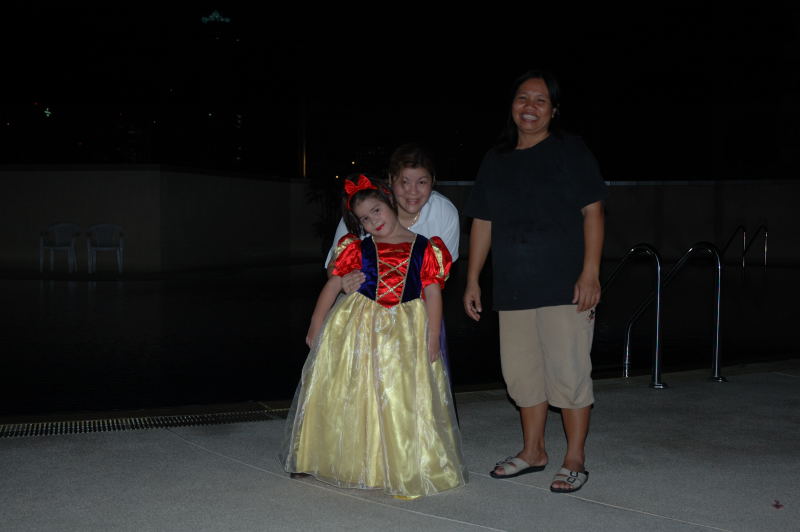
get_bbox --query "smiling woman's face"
[512,77,555,145]
[391,167,433,218]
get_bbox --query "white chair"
[87,224,125,274]
[39,223,81,273]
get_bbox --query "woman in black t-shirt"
[463,70,607,494]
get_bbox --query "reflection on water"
[0,260,792,417]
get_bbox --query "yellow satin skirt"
[281,293,467,497]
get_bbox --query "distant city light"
[351,161,355,165]
[201,10,231,24]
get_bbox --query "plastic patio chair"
[39,222,81,273]
[86,224,125,274]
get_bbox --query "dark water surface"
[0,260,793,417]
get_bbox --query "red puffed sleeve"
[421,236,452,290]
[331,234,362,277]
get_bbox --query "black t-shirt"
[465,135,608,310]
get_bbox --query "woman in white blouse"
[325,143,460,293]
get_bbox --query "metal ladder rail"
[623,242,727,386]
[601,243,664,387]
[742,225,768,269]
[720,225,768,268]
[720,225,746,267]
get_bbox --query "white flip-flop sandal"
[489,456,546,479]
[550,467,589,493]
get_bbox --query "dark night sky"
[2,5,798,181]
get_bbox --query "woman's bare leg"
[551,405,590,489]
[494,401,549,475]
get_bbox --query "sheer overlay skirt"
[280,293,467,497]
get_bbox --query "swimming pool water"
[0,260,792,417]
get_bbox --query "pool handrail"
[742,225,768,269]
[602,243,665,388]
[623,242,727,384]
[721,225,768,268]
[720,225,746,267]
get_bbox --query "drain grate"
[0,408,289,438]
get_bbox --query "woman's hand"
[463,281,483,321]
[340,270,365,294]
[464,218,491,322]
[573,271,601,312]
[574,201,604,312]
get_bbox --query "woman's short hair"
[388,143,436,182]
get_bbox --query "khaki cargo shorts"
[498,305,595,409]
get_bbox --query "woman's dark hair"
[496,69,562,152]
[388,143,436,183]
[341,174,397,236]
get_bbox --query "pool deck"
[2,359,799,531]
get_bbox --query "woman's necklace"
[406,211,420,229]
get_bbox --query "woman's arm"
[423,283,442,362]
[325,220,365,292]
[573,201,605,312]
[328,262,365,293]
[306,276,343,347]
[463,218,492,321]
[324,218,349,269]
[436,195,461,262]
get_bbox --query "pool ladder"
[721,225,768,268]
[602,242,727,388]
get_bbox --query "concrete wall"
[0,166,162,272]
[161,171,279,271]
[0,166,320,273]
[0,166,797,273]
[440,180,797,264]
[601,181,792,263]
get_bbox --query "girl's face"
[512,77,555,142]
[352,196,398,239]
[391,167,433,217]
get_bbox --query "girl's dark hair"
[496,69,562,153]
[388,143,436,183]
[341,174,397,236]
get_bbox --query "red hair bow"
[345,174,377,209]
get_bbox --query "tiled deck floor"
[2,360,798,531]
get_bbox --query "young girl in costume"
[281,174,467,498]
